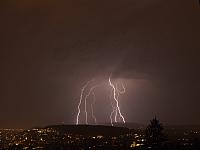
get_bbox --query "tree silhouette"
[145,117,166,147]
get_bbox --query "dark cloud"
[0,0,200,128]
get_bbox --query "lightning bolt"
[84,85,98,124]
[76,77,126,126]
[115,82,126,122]
[76,79,93,125]
[109,75,126,124]
[91,91,97,124]
[109,88,117,125]
[114,107,118,123]
[109,82,125,125]
[114,84,120,123]
[110,101,115,126]
[116,81,126,94]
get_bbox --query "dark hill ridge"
[102,122,145,129]
[44,125,130,136]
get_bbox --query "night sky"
[1,0,200,128]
